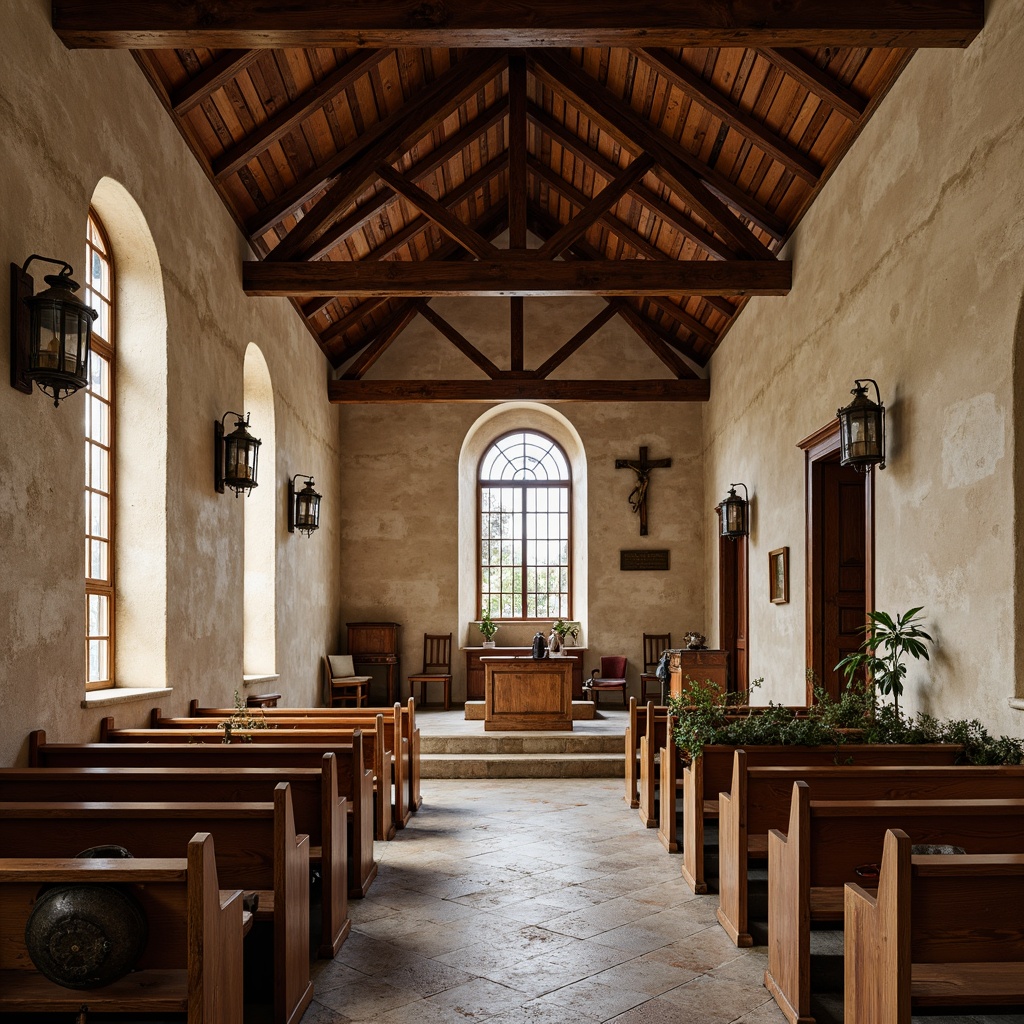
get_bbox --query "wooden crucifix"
[615,446,672,536]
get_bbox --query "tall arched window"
[479,431,571,619]
[84,212,115,691]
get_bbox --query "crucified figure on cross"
[615,446,672,536]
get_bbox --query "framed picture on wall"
[769,547,789,604]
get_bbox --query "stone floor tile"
[660,970,777,1021]
[591,954,699,995]
[528,976,651,1019]
[423,978,529,1020]
[299,999,355,1023]
[643,924,751,975]
[316,977,420,1021]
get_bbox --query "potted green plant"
[478,608,499,647]
[552,619,580,646]
[835,607,933,716]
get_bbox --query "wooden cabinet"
[347,622,401,704]
[465,647,587,701]
[482,657,574,731]
[669,649,729,699]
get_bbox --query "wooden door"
[800,420,874,704]
[718,526,748,694]
[822,460,866,697]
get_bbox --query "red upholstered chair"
[584,656,628,707]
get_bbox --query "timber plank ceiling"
[54,4,983,401]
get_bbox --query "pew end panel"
[319,754,350,958]
[638,732,657,828]
[0,835,244,1023]
[763,782,813,1024]
[680,754,707,894]
[657,726,679,853]
[625,697,639,808]
[716,749,752,947]
[273,783,314,1024]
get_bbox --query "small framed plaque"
[620,549,670,571]
[769,547,789,604]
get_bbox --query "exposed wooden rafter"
[170,49,260,116]
[244,257,793,298]
[327,379,711,403]
[53,0,984,50]
[757,48,868,121]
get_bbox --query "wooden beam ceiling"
[53,1,984,49]
[243,258,793,298]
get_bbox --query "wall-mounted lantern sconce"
[288,475,321,537]
[718,482,749,539]
[215,412,261,496]
[10,255,98,406]
[838,379,886,472]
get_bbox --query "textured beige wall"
[0,0,344,764]
[338,293,705,702]
[703,0,1024,734]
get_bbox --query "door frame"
[798,419,875,705]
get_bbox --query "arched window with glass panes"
[478,431,571,619]
[84,212,114,691]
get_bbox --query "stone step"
[420,734,623,755]
[420,752,625,779]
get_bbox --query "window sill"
[243,674,280,688]
[1009,698,1024,712]
[82,686,173,709]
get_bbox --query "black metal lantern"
[719,482,749,539]
[10,256,98,406]
[215,411,261,496]
[288,475,321,537]
[838,379,886,472]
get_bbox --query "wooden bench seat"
[98,716,397,841]
[624,698,668,810]
[187,698,422,814]
[28,731,376,899]
[764,783,1024,1024]
[658,739,963,893]
[0,785,312,1024]
[845,828,1024,1022]
[716,752,1024,946]
[0,755,353,957]
[0,833,242,1022]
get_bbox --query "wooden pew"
[0,784,312,1024]
[0,755,352,958]
[156,704,413,829]
[717,753,1024,946]
[99,716,397,842]
[625,698,666,809]
[845,829,1024,1023]
[188,697,422,814]
[764,782,1024,1024]
[662,740,963,894]
[637,702,670,827]
[28,731,377,899]
[0,833,243,1023]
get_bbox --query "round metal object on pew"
[25,846,148,990]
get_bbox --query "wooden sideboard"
[465,647,587,701]
[669,648,729,698]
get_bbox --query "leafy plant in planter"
[835,607,933,716]
[552,619,580,645]
[478,608,499,644]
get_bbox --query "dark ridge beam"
[327,379,712,404]
[634,48,823,185]
[54,1,984,50]
[245,258,793,298]
[171,49,261,116]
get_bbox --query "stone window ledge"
[1009,698,1024,712]
[82,686,173,709]
[243,674,280,688]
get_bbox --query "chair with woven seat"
[640,632,672,704]
[584,655,628,708]
[322,654,372,708]
[408,633,453,711]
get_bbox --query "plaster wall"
[337,293,705,701]
[0,0,344,765]
[702,0,1024,735]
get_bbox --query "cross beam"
[53,1,984,49]
[243,259,792,298]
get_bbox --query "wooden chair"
[323,654,371,707]
[584,656,628,707]
[408,633,453,710]
[640,632,671,703]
